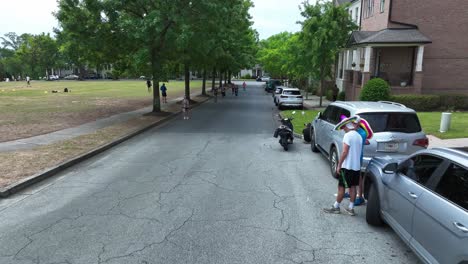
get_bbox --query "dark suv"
[265,79,282,93]
[310,101,428,176]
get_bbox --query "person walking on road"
[213,86,219,103]
[160,83,168,103]
[323,116,363,216]
[182,95,190,120]
[242,81,246,91]
[146,79,152,93]
[221,85,226,97]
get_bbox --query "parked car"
[261,76,270,82]
[273,86,285,105]
[277,87,303,110]
[265,79,282,93]
[64,74,79,80]
[364,147,468,264]
[48,75,59,81]
[310,101,428,176]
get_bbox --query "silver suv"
[310,101,428,176]
[364,147,468,264]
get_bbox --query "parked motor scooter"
[273,111,295,151]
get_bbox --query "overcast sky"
[0,0,309,40]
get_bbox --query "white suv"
[277,88,303,109]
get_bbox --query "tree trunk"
[184,63,190,100]
[212,67,216,91]
[218,71,222,87]
[202,68,207,95]
[151,53,161,112]
[319,66,324,107]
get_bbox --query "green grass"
[417,112,468,139]
[0,80,206,98]
[281,110,320,134]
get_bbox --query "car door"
[314,106,334,148]
[381,154,445,243]
[411,162,468,264]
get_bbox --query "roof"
[281,87,300,91]
[347,28,432,46]
[331,101,417,113]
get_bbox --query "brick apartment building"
[335,0,468,100]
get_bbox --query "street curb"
[0,96,211,198]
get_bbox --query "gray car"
[310,101,428,176]
[364,147,468,264]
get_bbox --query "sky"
[0,0,309,40]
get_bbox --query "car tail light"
[280,95,288,98]
[413,137,429,148]
[365,139,370,145]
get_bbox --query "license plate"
[385,142,399,151]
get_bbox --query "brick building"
[335,0,468,100]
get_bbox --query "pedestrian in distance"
[323,116,364,216]
[160,83,168,103]
[231,82,235,95]
[26,76,31,86]
[146,79,152,93]
[182,95,190,120]
[212,86,219,103]
[242,81,246,91]
[221,85,226,97]
[234,84,239,96]
[332,84,339,101]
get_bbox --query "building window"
[355,7,359,22]
[380,0,385,13]
[350,10,353,20]
[369,0,374,17]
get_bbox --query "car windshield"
[359,112,422,133]
[283,90,301,95]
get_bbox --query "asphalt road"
[0,82,419,264]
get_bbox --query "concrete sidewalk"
[0,93,201,152]
[302,95,330,109]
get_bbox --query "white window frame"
[380,0,385,13]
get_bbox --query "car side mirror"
[383,163,398,174]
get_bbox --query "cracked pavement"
[0,82,419,263]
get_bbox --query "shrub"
[244,74,251,79]
[360,78,390,101]
[338,91,346,101]
[390,94,440,111]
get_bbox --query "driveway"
[0,82,419,264]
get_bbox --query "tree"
[300,1,357,106]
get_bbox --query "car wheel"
[310,128,319,152]
[303,125,311,143]
[330,147,338,178]
[366,183,384,226]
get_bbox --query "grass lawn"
[0,80,208,142]
[282,110,468,139]
[417,112,468,139]
[281,110,320,134]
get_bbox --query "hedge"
[390,94,468,111]
[338,91,346,101]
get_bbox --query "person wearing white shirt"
[323,117,363,216]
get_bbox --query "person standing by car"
[323,117,363,216]
[160,83,168,103]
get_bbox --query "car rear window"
[283,90,301,95]
[358,112,422,133]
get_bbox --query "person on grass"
[323,117,363,216]
[160,83,168,103]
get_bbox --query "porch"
[336,29,431,100]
